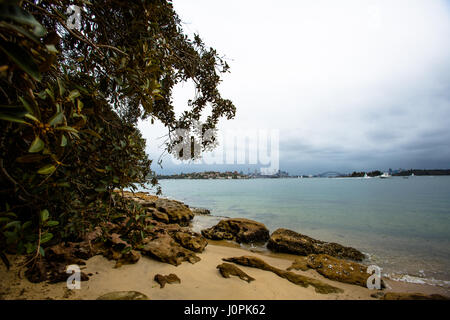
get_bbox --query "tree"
[0,0,235,266]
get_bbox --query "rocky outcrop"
[191,207,211,215]
[96,291,149,300]
[173,231,208,253]
[152,198,194,225]
[154,273,181,288]
[267,228,365,261]
[122,191,194,226]
[25,230,102,283]
[378,292,449,300]
[217,263,255,283]
[141,233,201,266]
[201,218,270,244]
[146,207,170,224]
[223,256,343,294]
[289,254,380,288]
[286,257,309,271]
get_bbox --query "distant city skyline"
[139,0,450,176]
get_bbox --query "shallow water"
[140,176,450,287]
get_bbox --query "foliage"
[0,0,235,267]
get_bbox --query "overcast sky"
[138,0,450,175]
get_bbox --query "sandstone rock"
[146,208,170,224]
[96,291,149,300]
[153,198,194,225]
[217,263,255,283]
[173,231,208,253]
[154,273,181,288]
[120,192,194,225]
[223,256,343,294]
[303,254,379,288]
[201,218,270,244]
[380,292,449,300]
[286,257,309,271]
[267,228,365,261]
[141,233,201,266]
[191,207,211,215]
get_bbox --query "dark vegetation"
[0,0,234,270]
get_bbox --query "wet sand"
[1,241,448,300]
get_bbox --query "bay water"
[141,176,450,287]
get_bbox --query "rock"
[286,257,309,271]
[301,254,383,288]
[380,292,449,300]
[147,208,170,224]
[110,250,141,268]
[25,258,89,284]
[223,256,343,294]
[154,273,181,288]
[141,233,201,266]
[108,233,131,249]
[267,228,365,261]
[120,191,194,225]
[96,291,149,300]
[191,207,211,215]
[217,263,255,283]
[201,218,270,244]
[153,198,194,225]
[26,239,99,283]
[173,231,208,253]
[370,291,385,299]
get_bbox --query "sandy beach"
[1,239,449,300]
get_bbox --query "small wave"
[385,273,450,288]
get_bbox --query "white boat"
[379,172,392,179]
[363,173,372,179]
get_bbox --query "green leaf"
[25,243,36,254]
[77,99,83,111]
[45,88,55,102]
[54,126,78,133]
[46,221,59,227]
[0,3,47,37]
[67,89,80,101]
[56,182,70,187]
[22,221,32,231]
[37,164,56,175]
[82,129,102,139]
[0,217,12,223]
[48,112,64,126]
[60,134,67,147]
[39,246,45,257]
[0,112,31,125]
[40,232,53,244]
[16,154,45,163]
[0,40,41,81]
[2,211,17,219]
[45,44,58,54]
[0,21,40,44]
[3,220,21,230]
[28,136,44,153]
[40,209,49,222]
[57,78,65,97]
[24,113,40,123]
[18,96,35,115]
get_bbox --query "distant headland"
[156,169,450,180]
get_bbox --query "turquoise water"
[142,176,450,286]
